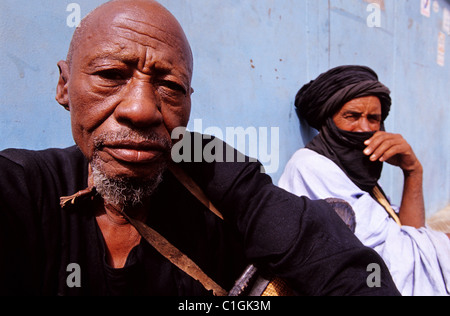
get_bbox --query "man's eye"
[344,114,361,121]
[159,80,187,95]
[95,69,128,81]
[368,115,382,123]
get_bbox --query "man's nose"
[114,79,163,129]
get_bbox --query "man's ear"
[56,60,70,111]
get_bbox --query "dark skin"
[56,0,194,268]
[333,96,426,230]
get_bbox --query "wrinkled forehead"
[71,5,193,77]
[112,10,190,53]
[341,96,382,112]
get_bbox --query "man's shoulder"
[0,145,84,167]
[288,148,340,173]
[0,145,88,198]
[0,145,87,183]
[282,148,354,190]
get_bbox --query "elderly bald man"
[0,1,399,296]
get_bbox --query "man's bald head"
[66,0,193,76]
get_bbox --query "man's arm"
[0,154,44,295]
[364,132,425,228]
[0,147,87,295]
[182,135,400,296]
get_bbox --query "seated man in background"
[0,1,399,296]
[279,65,450,296]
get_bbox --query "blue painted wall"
[1,0,449,216]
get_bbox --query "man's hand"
[364,131,422,175]
[364,131,425,229]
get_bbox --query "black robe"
[0,135,400,296]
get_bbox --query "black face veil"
[295,65,392,192]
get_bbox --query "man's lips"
[101,142,168,164]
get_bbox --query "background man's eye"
[369,115,382,123]
[344,114,360,121]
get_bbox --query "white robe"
[279,148,450,296]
